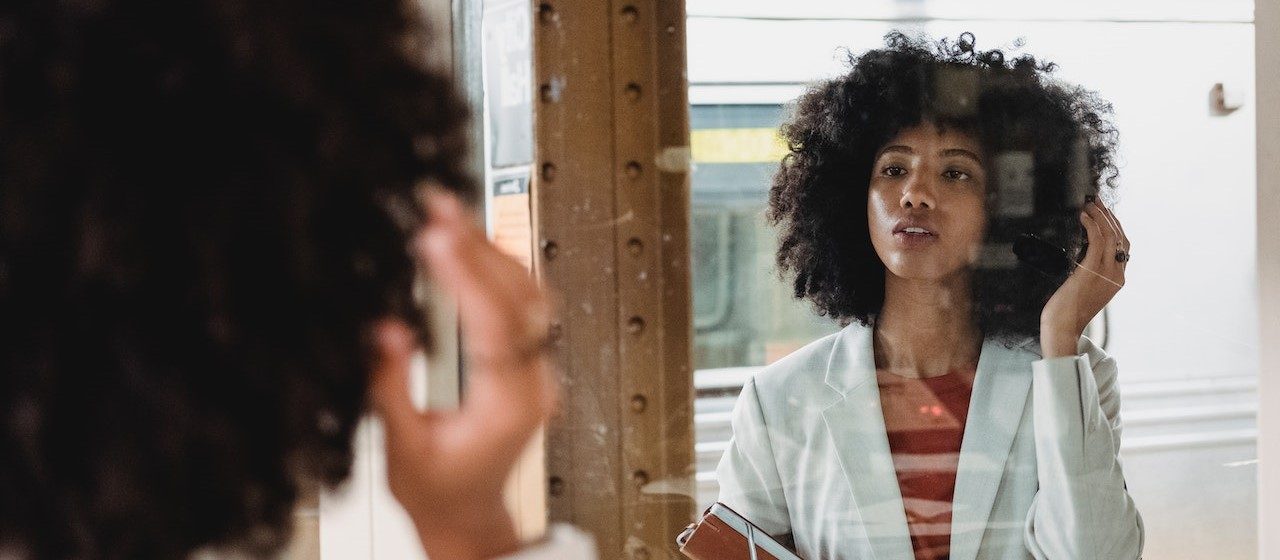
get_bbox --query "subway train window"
[688,2,1258,560]
[690,104,841,369]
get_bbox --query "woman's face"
[867,123,989,282]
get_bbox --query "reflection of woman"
[716,33,1144,559]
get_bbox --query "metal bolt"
[541,239,559,260]
[626,238,643,256]
[549,476,565,496]
[538,3,557,24]
[541,162,557,181]
[624,82,642,102]
[540,84,554,103]
[626,316,645,335]
[620,5,639,23]
[630,394,648,413]
[624,161,642,179]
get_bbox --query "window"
[687,4,1259,558]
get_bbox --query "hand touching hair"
[0,0,474,557]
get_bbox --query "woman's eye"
[882,166,906,176]
[943,169,971,181]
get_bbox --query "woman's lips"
[893,231,938,248]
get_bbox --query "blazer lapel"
[820,324,915,560]
[948,337,1035,560]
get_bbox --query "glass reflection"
[706,31,1145,559]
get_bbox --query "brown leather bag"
[676,503,803,560]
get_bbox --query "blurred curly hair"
[0,0,473,557]
[769,31,1119,343]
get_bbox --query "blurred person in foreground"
[0,0,594,558]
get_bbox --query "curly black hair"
[769,31,1119,343]
[0,0,473,557]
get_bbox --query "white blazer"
[715,322,1145,560]
[496,525,597,559]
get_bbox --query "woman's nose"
[900,175,936,209]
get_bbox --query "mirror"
[688,4,1258,560]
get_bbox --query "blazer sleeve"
[1023,341,1145,559]
[494,524,597,560]
[714,377,793,538]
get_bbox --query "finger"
[1103,204,1130,250]
[369,319,429,433]
[420,220,549,362]
[1079,208,1106,270]
[1083,202,1117,264]
[1081,208,1126,290]
[416,192,551,376]
[415,195,557,447]
[458,229,549,326]
[1089,200,1122,248]
[1092,202,1129,275]
[420,192,548,341]
[1084,200,1117,242]
[1105,207,1129,277]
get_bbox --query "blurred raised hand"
[370,191,559,560]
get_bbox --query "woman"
[715,33,1144,560]
[0,0,592,558]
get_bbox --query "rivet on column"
[624,82,642,102]
[537,3,557,24]
[631,470,650,487]
[619,5,638,23]
[541,239,559,260]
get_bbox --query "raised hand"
[369,191,558,560]
[1040,198,1130,358]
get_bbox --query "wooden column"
[532,1,695,558]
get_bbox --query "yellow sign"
[690,127,789,163]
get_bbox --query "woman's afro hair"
[768,31,1119,343]
[0,0,472,557]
